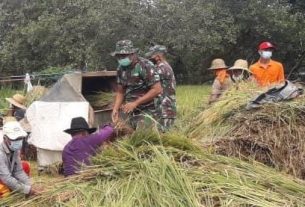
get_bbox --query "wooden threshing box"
[81,71,117,126]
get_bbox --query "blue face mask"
[118,57,132,67]
[9,140,23,151]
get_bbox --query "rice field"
[176,85,210,118]
[4,130,305,207]
[0,85,209,113]
[3,84,305,207]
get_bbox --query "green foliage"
[37,66,74,75]
[0,0,304,83]
[0,87,18,114]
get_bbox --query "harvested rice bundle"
[189,81,305,179]
[25,86,48,107]
[85,91,114,108]
[188,82,263,140]
[213,97,305,179]
[4,130,305,207]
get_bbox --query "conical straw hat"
[5,94,26,109]
[228,59,250,73]
[208,58,228,70]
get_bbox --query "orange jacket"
[215,69,229,84]
[249,60,285,87]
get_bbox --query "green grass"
[174,85,211,134]
[176,85,210,118]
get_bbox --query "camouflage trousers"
[159,118,175,132]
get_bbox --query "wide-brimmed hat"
[5,94,26,110]
[208,58,228,70]
[228,59,251,73]
[145,45,167,58]
[111,40,139,56]
[64,117,96,135]
[3,121,27,140]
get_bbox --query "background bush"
[0,0,304,83]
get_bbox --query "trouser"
[159,118,175,132]
[0,161,31,198]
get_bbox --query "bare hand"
[121,102,138,113]
[28,185,43,197]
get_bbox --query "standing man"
[0,121,39,198]
[250,41,285,87]
[145,45,176,131]
[111,40,162,129]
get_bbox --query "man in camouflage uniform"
[111,40,162,129]
[145,45,176,131]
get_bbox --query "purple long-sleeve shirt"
[62,125,114,177]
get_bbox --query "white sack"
[26,101,89,151]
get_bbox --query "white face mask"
[232,74,244,82]
[259,51,272,59]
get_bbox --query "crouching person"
[62,117,115,177]
[0,121,38,198]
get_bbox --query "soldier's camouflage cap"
[111,40,139,56]
[145,45,167,58]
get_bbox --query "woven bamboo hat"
[5,94,26,109]
[228,59,251,73]
[208,59,228,70]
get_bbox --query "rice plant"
[4,130,305,207]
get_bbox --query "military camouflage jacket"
[156,61,176,118]
[117,57,160,112]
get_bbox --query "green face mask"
[118,57,132,67]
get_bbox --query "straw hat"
[228,59,251,73]
[208,59,228,70]
[5,94,26,109]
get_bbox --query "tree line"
[0,0,304,83]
